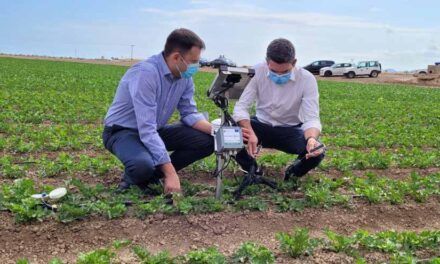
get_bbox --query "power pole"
[130,45,135,60]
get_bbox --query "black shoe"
[284,159,302,181]
[116,179,131,193]
[284,160,303,190]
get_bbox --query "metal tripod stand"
[210,88,277,199]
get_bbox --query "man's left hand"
[306,137,325,159]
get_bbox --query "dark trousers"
[102,123,214,187]
[235,117,324,177]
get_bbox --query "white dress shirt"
[233,63,322,132]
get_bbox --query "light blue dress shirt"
[104,52,205,166]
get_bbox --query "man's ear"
[170,52,180,63]
[292,59,297,67]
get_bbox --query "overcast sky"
[1,0,439,70]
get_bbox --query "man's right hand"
[160,163,181,194]
[246,131,259,158]
[238,120,259,158]
[164,172,181,194]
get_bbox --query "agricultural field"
[0,57,439,264]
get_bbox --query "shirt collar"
[290,67,297,81]
[158,52,173,77]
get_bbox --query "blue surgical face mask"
[177,55,199,79]
[268,70,292,85]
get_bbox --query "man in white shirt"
[233,38,325,182]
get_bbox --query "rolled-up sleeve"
[128,70,171,166]
[177,81,206,127]
[300,77,322,132]
[233,76,258,122]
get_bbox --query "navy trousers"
[102,123,214,187]
[235,117,325,177]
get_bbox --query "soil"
[315,73,440,88]
[1,164,439,263]
[1,198,438,263]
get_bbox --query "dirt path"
[1,199,439,263]
[2,166,439,190]
[316,73,440,88]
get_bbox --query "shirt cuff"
[152,151,171,167]
[181,112,206,127]
[302,120,322,132]
[232,112,250,123]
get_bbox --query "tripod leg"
[258,176,278,190]
[234,163,258,199]
[233,173,253,199]
[215,154,224,199]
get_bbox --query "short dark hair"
[164,28,205,57]
[266,38,296,64]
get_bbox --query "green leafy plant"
[135,195,175,218]
[92,200,126,219]
[48,258,64,264]
[324,229,356,253]
[112,239,132,250]
[232,242,275,264]
[276,228,321,258]
[174,196,224,215]
[132,245,175,264]
[235,197,268,211]
[76,248,115,264]
[182,247,226,264]
[271,194,305,213]
[1,179,52,222]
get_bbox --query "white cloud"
[140,6,438,33]
[141,7,385,30]
[137,5,440,70]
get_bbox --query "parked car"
[210,55,236,68]
[343,61,382,78]
[303,60,335,75]
[199,58,211,67]
[319,63,354,77]
[435,62,440,66]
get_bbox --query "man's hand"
[305,137,325,159]
[160,163,181,194]
[238,120,259,158]
[164,172,181,194]
[242,127,258,157]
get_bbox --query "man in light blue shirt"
[102,28,214,194]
